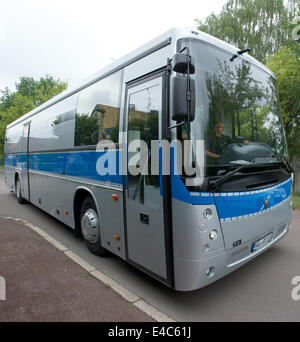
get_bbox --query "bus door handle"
[140,213,149,225]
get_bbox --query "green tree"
[196,0,300,62]
[266,46,300,161]
[0,75,67,161]
[0,88,15,112]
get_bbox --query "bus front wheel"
[80,196,106,256]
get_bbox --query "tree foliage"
[196,0,300,62]
[0,75,67,162]
[266,46,300,161]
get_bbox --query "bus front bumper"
[173,221,291,292]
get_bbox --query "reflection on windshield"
[178,39,288,177]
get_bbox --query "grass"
[292,192,300,210]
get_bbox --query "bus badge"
[261,195,271,211]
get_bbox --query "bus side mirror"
[171,75,195,122]
[172,53,195,74]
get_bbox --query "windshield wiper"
[209,159,292,191]
[209,163,270,191]
[230,48,251,62]
[282,157,294,174]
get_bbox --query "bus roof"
[7,27,275,129]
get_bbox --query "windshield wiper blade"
[209,159,292,192]
[209,163,268,191]
[282,157,294,173]
[230,48,251,62]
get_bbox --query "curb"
[1,215,175,322]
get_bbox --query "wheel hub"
[81,208,99,244]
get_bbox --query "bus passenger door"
[21,122,30,200]
[124,72,169,282]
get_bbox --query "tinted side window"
[29,94,77,152]
[127,83,161,208]
[75,71,122,146]
[5,125,23,153]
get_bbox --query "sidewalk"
[0,216,155,322]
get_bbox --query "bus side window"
[75,71,122,146]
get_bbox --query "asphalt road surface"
[0,172,299,322]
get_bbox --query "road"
[0,172,299,322]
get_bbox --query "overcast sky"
[0,0,226,92]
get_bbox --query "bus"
[4,28,293,291]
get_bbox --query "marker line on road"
[1,215,175,323]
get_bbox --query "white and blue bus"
[4,28,292,291]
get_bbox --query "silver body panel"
[172,198,291,291]
[28,170,125,258]
[220,195,291,251]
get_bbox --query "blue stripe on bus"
[5,151,123,185]
[171,173,215,205]
[214,178,292,220]
[5,153,27,168]
[170,145,215,205]
[169,145,292,211]
[5,152,292,214]
[171,175,291,217]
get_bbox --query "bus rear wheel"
[80,196,106,256]
[16,176,26,204]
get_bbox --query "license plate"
[251,233,273,252]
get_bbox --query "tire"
[16,176,26,204]
[80,196,106,256]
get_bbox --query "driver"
[206,122,233,159]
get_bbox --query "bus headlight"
[203,208,213,219]
[209,230,218,240]
[206,266,215,278]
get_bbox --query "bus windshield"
[178,39,288,178]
